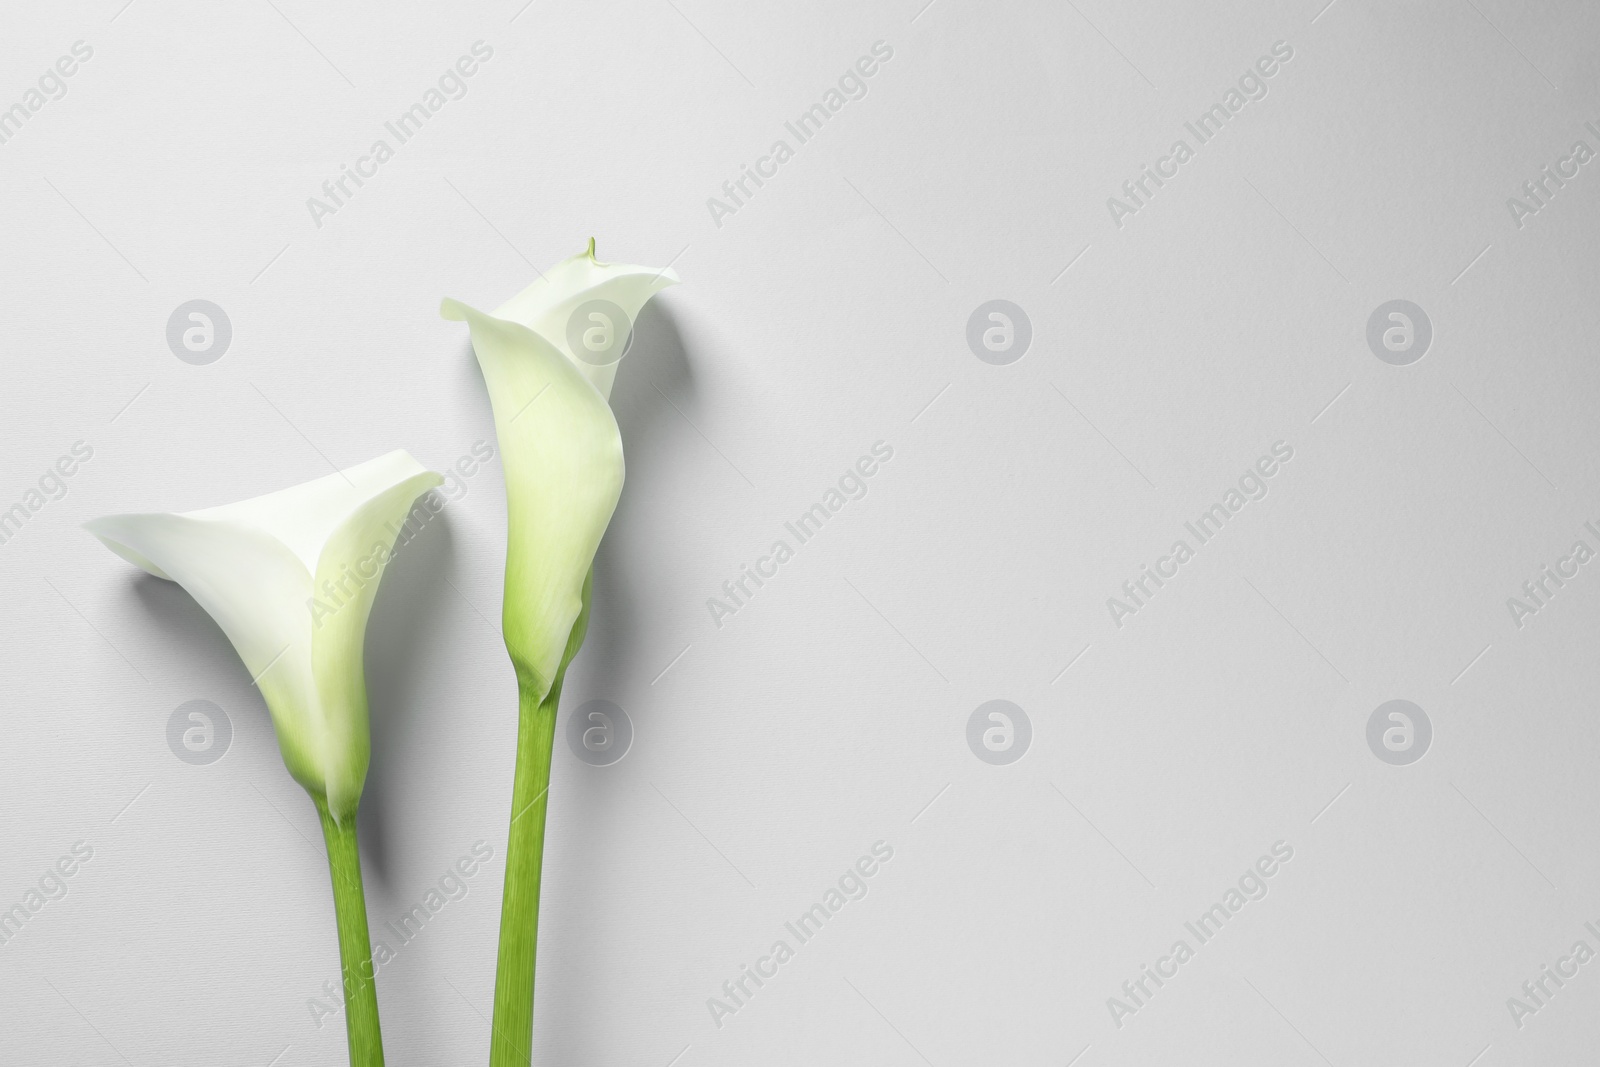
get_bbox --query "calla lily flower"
[442,240,677,1067]
[85,450,441,820]
[85,449,442,1067]
[442,239,678,704]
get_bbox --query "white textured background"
[4,1,1600,1064]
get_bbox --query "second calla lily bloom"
[443,240,678,1067]
[441,240,678,703]
[85,449,443,1067]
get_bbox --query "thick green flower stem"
[314,796,385,1067]
[489,675,564,1067]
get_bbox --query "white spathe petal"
[442,241,677,702]
[440,300,623,700]
[191,451,437,574]
[84,451,442,820]
[487,239,679,401]
[84,512,312,683]
[306,466,442,817]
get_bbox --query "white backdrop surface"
[3,1,1600,1065]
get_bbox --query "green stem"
[489,675,563,1067]
[315,796,385,1067]
[490,575,592,1067]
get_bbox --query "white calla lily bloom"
[85,450,442,821]
[441,239,678,702]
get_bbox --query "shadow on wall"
[128,573,272,784]
[584,298,694,717]
[543,298,697,1066]
[130,570,239,684]
[361,509,455,881]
